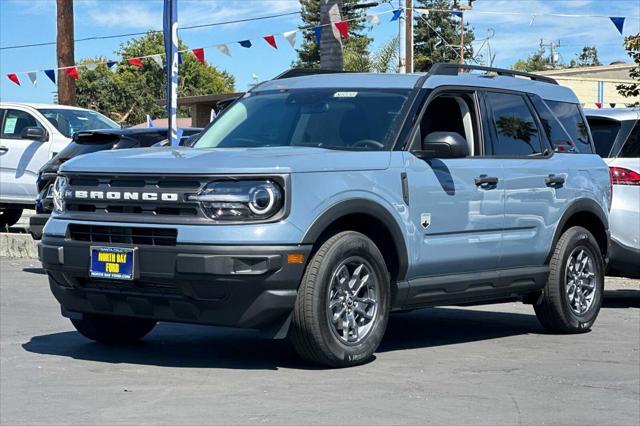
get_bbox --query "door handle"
[545,174,565,187]
[475,175,499,187]
[0,146,8,153]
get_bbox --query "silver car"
[586,108,640,277]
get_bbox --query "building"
[538,63,639,108]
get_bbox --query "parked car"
[40,65,611,367]
[0,102,120,228]
[585,108,640,277]
[29,127,202,239]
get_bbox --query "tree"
[295,0,371,69]
[569,45,601,68]
[75,32,235,125]
[617,34,640,106]
[512,48,549,72]
[413,0,475,71]
[344,36,399,72]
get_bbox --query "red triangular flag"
[6,73,20,86]
[263,35,277,49]
[334,21,349,40]
[595,102,602,109]
[65,67,79,80]
[192,48,205,65]
[127,58,144,68]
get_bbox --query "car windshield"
[38,108,120,137]
[194,89,411,151]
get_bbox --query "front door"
[0,108,50,204]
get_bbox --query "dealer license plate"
[90,246,134,280]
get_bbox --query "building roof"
[584,107,640,121]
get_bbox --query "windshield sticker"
[3,117,17,134]
[333,91,358,98]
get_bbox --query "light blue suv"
[40,65,612,367]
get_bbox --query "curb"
[0,233,38,259]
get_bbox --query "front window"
[38,108,119,138]
[194,89,411,151]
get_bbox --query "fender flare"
[301,199,409,281]
[547,198,609,262]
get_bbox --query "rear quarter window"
[546,100,593,153]
[619,120,640,158]
[586,117,621,157]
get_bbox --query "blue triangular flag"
[44,69,56,84]
[238,40,252,48]
[451,11,463,18]
[609,17,625,35]
[314,27,322,44]
[172,128,184,147]
[106,61,117,69]
[391,9,402,21]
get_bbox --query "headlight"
[189,179,284,221]
[52,176,68,213]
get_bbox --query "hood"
[59,146,391,175]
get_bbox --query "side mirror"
[414,131,469,159]
[20,127,48,142]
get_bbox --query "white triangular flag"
[366,14,380,25]
[283,30,297,48]
[27,72,37,86]
[85,63,98,71]
[414,9,429,16]
[151,54,163,67]
[216,44,231,57]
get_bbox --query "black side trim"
[302,199,409,281]
[546,198,609,262]
[401,172,409,205]
[405,266,549,308]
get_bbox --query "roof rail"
[274,68,351,80]
[427,63,558,85]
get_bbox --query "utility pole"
[456,1,474,64]
[56,0,75,105]
[320,0,344,70]
[540,39,561,69]
[405,0,413,73]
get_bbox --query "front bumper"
[40,236,311,337]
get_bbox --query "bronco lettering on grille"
[74,191,179,202]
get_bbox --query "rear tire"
[0,207,22,228]
[290,231,390,368]
[534,226,604,333]
[71,314,157,344]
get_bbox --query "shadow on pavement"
[22,267,46,275]
[22,307,544,370]
[603,290,640,308]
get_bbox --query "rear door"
[0,108,51,204]
[482,91,568,268]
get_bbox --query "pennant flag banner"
[264,35,277,49]
[334,21,349,40]
[128,58,144,68]
[192,48,205,64]
[366,14,380,25]
[27,72,37,86]
[7,73,20,86]
[65,67,79,80]
[85,63,98,71]
[391,9,402,21]
[44,69,56,84]
[106,61,117,69]
[151,54,163,67]
[314,27,322,44]
[216,44,231,57]
[610,103,616,108]
[595,102,602,109]
[283,30,297,48]
[609,17,625,35]
[451,11,463,18]
[238,40,252,48]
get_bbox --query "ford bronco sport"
[39,65,611,367]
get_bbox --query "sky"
[0,0,639,104]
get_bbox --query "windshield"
[194,89,411,151]
[38,108,120,137]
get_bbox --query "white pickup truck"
[0,102,119,227]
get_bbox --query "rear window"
[546,101,593,153]
[587,117,621,157]
[619,120,640,158]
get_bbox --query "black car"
[29,127,202,239]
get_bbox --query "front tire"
[0,207,22,228]
[290,231,390,367]
[71,314,157,344]
[534,226,605,333]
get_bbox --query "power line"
[0,10,301,51]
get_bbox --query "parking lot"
[1,257,638,425]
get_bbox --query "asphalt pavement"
[1,257,639,425]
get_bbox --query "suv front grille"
[69,224,177,246]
